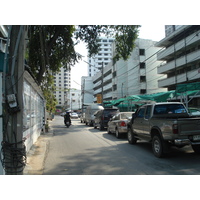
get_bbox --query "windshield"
[154,104,187,115]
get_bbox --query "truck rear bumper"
[174,139,200,145]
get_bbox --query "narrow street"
[43,116,200,175]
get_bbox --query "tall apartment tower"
[53,67,71,109]
[88,37,114,77]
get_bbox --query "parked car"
[188,107,200,116]
[70,112,79,119]
[107,112,133,138]
[127,102,200,158]
[85,104,104,126]
[93,108,119,130]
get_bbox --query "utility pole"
[2,26,27,175]
[101,62,104,106]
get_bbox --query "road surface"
[43,115,200,175]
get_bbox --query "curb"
[23,126,54,175]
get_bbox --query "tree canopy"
[27,25,140,85]
[26,25,140,113]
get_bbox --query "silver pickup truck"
[127,102,200,157]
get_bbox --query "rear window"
[121,113,132,119]
[104,109,118,117]
[154,104,187,115]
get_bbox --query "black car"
[93,108,119,130]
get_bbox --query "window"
[140,76,146,82]
[140,62,145,68]
[140,89,146,94]
[72,93,75,96]
[113,84,117,90]
[154,104,187,115]
[137,108,145,118]
[139,49,145,56]
[145,106,151,119]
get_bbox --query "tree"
[27,25,140,113]
[27,25,140,85]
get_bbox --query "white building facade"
[66,88,81,111]
[156,25,200,91]
[53,67,71,109]
[88,37,114,77]
[81,76,94,105]
[92,38,167,103]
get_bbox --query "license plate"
[193,135,200,141]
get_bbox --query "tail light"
[172,124,178,134]
[120,121,126,127]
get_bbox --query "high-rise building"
[53,67,71,108]
[88,37,114,77]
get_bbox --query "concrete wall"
[0,73,4,174]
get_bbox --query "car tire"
[127,128,137,144]
[152,135,166,158]
[99,122,104,131]
[116,128,121,139]
[192,144,200,154]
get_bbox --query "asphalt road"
[43,115,200,175]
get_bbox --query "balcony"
[158,69,200,88]
[157,31,200,61]
[158,49,200,74]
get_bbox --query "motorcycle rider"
[64,112,71,126]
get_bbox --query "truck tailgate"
[178,118,200,135]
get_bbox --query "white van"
[85,104,104,126]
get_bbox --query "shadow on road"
[45,117,200,175]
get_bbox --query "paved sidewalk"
[23,121,54,175]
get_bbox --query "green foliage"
[26,25,140,112]
[27,25,81,84]
[41,73,57,113]
[76,25,140,63]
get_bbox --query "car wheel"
[127,128,137,144]
[152,135,166,158]
[116,128,121,139]
[99,123,104,131]
[192,144,200,154]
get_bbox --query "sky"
[71,25,166,89]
